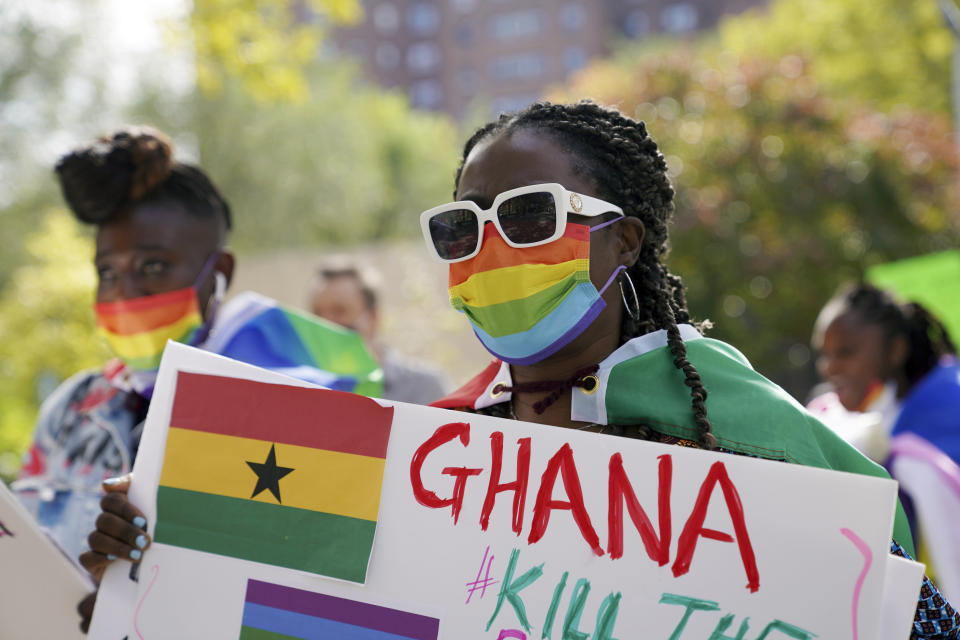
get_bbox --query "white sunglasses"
[419,183,624,263]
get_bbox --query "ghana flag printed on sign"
[239,579,441,639]
[154,372,394,583]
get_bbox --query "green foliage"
[551,49,960,394]
[188,0,362,102]
[135,65,459,251]
[0,211,109,469]
[717,0,957,113]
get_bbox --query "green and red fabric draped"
[433,326,916,555]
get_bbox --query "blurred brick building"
[330,0,767,118]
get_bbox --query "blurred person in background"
[11,126,381,632]
[12,127,236,563]
[811,283,960,466]
[310,263,448,405]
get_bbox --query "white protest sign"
[92,343,906,640]
[0,481,93,640]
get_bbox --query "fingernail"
[107,554,117,561]
[130,549,142,561]
[133,516,146,528]
[103,477,124,486]
[135,535,147,549]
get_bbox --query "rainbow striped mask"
[95,287,205,373]
[448,222,624,365]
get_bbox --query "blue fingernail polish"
[135,535,147,549]
[107,554,117,560]
[133,516,146,528]
[130,549,142,560]
[103,477,123,486]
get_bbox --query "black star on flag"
[246,444,294,503]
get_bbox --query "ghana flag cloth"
[154,372,395,583]
[239,579,440,640]
[205,291,383,397]
[433,324,916,556]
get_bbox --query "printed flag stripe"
[242,603,419,640]
[245,580,440,640]
[95,296,199,334]
[93,286,195,315]
[160,428,385,521]
[449,259,589,308]
[154,486,376,582]
[170,372,394,458]
[453,270,592,338]
[238,628,301,640]
[449,223,589,287]
[97,312,202,359]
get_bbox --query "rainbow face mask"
[448,221,624,365]
[95,287,206,373]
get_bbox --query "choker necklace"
[493,364,600,415]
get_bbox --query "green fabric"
[604,337,915,556]
[867,249,960,345]
[154,486,377,582]
[284,306,384,397]
[452,270,589,337]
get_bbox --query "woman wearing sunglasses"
[425,101,957,637]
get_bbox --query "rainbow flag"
[96,288,203,371]
[207,292,383,397]
[154,372,394,583]
[239,579,440,640]
[447,224,601,365]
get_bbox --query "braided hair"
[821,283,956,388]
[55,126,231,237]
[455,101,715,449]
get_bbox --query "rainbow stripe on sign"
[239,579,441,640]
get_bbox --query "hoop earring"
[619,273,640,322]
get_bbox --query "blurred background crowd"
[2,0,960,482]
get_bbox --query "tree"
[551,49,959,396]
[188,0,362,102]
[0,211,109,477]
[717,0,957,114]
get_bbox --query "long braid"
[455,101,715,449]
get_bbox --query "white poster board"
[0,481,93,640]
[91,343,910,640]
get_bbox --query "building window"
[409,80,443,109]
[661,3,698,33]
[456,65,478,91]
[375,43,400,69]
[407,42,441,73]
[373,3,399,33]
[624,10,650,37]
[408,3,440,35]
[559,4,587,31]
[490,53,546,79]
[562,46,588,73]
[491,94,539,116]
[455,21,475,46]
[489,10,543,40]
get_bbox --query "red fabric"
[430,360,503,410]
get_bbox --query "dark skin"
[455,129,645,428]
[78,129,646,616]
[815,310,908,411]
[78,201,234,631]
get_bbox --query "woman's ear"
[215,251,236,289]
[618,217,645,267]
[888,334,909,372]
